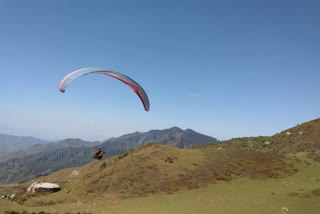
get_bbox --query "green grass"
[93,158,320,214]
[1,154,319,214]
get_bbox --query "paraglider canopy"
[59,68,150,111]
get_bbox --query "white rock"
[27,182,61,193]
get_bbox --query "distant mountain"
[0,147,93,184]
[0,134,48,157]
[0,138,101,162]
[100,127,218,157]
[0,127,218,184]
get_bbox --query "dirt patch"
[289,192,299,197]
[165,157,175,163]
[71,170,80,176]
[311,188,320,196]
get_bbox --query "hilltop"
[203,118,320,162]
[99,126,218,156]
[0,127,217,184]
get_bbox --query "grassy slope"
[1,118,319,213]
[20,143,300,199]
[0,154,319,214]
[205,118,320,162]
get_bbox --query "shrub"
[121,151,128,158]
[100,162,106,169]
[118,151,129,160]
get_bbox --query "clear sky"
[1,0,319,141]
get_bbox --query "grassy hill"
[1,143,318,214]
[205,118,320,161]
[2,162,320,214]
[0,127,217,184]
[3,143,305,201]
[0,118,319,213]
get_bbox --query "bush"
[100,162,107,169]
[118,151,129,160]
[121,152,128,158]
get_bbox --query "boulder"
[27,182,61,193]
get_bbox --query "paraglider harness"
[93,148,105,160]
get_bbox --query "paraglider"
[93,148,105,160]
[59,68,150,111]
[59,68,148,161]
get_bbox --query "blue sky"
[1,0,319,141]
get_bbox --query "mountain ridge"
[0,134,49,157]
[0,127,218,183]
